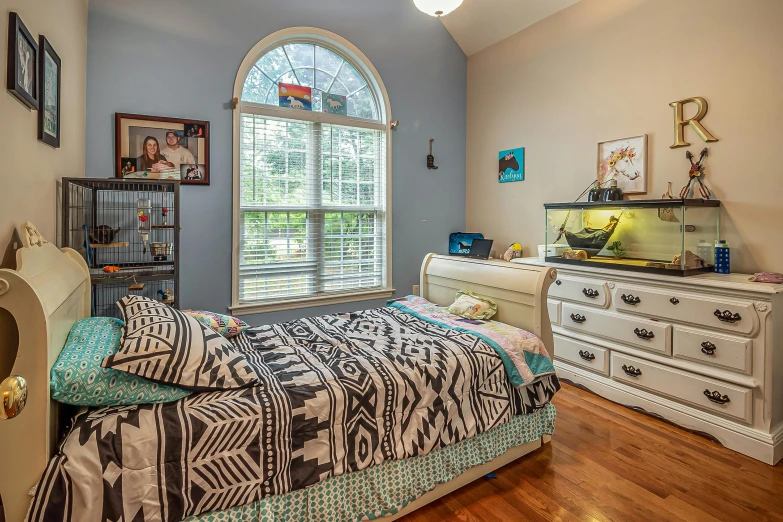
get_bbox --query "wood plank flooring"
[400,383,783,522]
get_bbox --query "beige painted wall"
[466,0,783,275]
[0,0,88,252]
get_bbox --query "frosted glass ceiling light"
[414,0,464,17]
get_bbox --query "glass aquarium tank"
[544,200,720,276]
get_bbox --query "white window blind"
[238,114,387,303]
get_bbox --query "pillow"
[446,290,498,320]
[102,296,260,391]
[183,310,250,338]
[51,317,191,406]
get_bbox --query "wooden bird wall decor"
[680,147,712,199]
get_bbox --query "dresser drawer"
[550,275,609,308]
[613,284,758,335]
[562,304,672,355]
[547,299,561,326]
[554,334,608,375]
[610,352,752,423]
[673,327,752,374]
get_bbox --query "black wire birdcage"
[60,178,180,317]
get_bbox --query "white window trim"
[231,27,394,315]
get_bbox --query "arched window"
[232,28,393,313]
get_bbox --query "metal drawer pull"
[704,389,730,404]
[570,313,587,324]
[578,350,595,361]
[714,309,741,323]
[621,294,641,305]
[622,365,642,377]
[701,342,717,355]
[633,328,655,340]
[555,279,562,286]
[582,288,599,299]
[670,297,680,305]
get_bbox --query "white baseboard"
[555,362,782,465]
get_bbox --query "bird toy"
[679,147,712,199]
[161,206,169,225]
[138,211,150,253]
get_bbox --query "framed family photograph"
[597,134,648,195]
[115,113,210,185]
[6,12,39,110]
[38,36,61,148]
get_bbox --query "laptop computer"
[465,238,493,260]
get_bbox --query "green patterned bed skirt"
[186,404,556,522]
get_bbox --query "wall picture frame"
[6,12,39,110]
[597,134,648,194]
[499,147,525,183]
[38,35,61,148]
[115,113,210,185]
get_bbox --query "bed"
[0,224,558,522]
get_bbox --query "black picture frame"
[6,12,39,110]
[115,113,211,186]
[38,35,61,148]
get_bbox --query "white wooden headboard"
[0,223,90,522]
[420,254,557,353]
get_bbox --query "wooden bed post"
[0,224,90,522]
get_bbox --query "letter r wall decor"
[669,97,719,148]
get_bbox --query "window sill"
[230,288,396,316]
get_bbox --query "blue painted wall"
[86,0,467,324]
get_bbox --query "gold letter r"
[670,97,719,148]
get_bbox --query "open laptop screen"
[467,239,493,260]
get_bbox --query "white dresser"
[513,257,783,464]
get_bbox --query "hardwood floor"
[400,383,783,522]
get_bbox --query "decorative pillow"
[51,317,191,406]
[183,310,250,338]
[102,296,260,391]
[446,290,498,320]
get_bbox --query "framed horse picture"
[597,135,648,194]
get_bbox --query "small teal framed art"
[499,148,525,183]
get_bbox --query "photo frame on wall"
[597,134,648,194]
[6,12,39,110]
[115,113,210,185]
[38,36,61,148]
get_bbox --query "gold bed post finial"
[0,375,27,420]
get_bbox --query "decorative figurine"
[503,243,523,262]
[679,147,712,199]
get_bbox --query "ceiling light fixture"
[413,0,464,17]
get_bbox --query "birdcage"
[61,178,180,317]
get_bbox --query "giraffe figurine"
[679,147,712,199]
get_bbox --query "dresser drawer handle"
[570,313,586,324]
[621,294,641,305]
[701,342,717,355]
[555,279,562,286]
[670,297,680,305]
[621,365,642,377]
[633,328,655,340]
[582,288,599,299]
[704,389,730,404]
[578,350,595,361]
[714,310,741,323]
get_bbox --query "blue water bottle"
[714,240,730,274]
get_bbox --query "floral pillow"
[51,317,190,406]
[446,290,498,320]
[183,310,250,338]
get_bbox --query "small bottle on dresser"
[714,240,730,274]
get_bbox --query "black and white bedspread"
[30,305,559,522]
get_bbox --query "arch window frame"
[231,27,394,314]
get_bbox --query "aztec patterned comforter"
[29,299,559,522]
